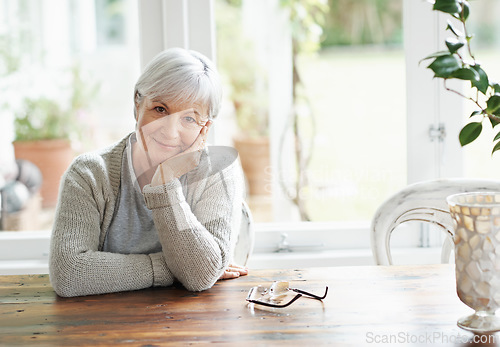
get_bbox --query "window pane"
[216,0,406,222]
[299,47,406,221]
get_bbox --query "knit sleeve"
[143,147,244,292]
[49,153,174,297]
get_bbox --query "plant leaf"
[492,140,500,155]
[420,50,453,63]
[494,131,500,142]
[459,122,482,146]
[445,38,464,54]
[433,0,462,15]
[489,115,500,128]
[470,65,489,94]
[461,1,470,21]
[446,20,464,37]
[486,94,500,114]
[470,110,481,117]
[450,67,479,82]
[427,55,461,78]
[492,83,500,94]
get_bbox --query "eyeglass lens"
[246,281,328,308]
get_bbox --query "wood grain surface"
[1,265,499,346]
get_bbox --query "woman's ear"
[134,101,141,123]
[134,90,142,122]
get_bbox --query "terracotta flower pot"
[233,136,271,196]
[13,139,74,208]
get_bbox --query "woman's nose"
[158,116,181,138]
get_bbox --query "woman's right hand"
[151,121,212,186]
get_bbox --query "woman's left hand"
[219,263,249,280]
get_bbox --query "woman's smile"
[152,137,179,151]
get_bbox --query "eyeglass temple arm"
[246,294,303,308]
[291,286,328,300]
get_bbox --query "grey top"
[103,135,161,254]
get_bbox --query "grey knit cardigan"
[49,134,244,297]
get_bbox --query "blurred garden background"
[216,0,500,223]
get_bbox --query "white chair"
[232,201,255,266]
[371,178,500,265]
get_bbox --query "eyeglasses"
[246,281,328,308]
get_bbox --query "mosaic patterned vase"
[447,192,500,333]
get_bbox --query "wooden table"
[1,265,499,346]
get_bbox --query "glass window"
[216,0,406,223]
[1,0,140,152]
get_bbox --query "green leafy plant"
[421,0,500,154]
[13,64,99,143]
[14,96,73,141]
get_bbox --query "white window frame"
[404,0,464,183]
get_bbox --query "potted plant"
[422,0,500,153]
[12,64,98,207]
[12,96,76,207]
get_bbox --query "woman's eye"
[184,116,196,123]
[154,106,166,113]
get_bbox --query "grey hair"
[134,47,222,119]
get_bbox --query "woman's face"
[135,96,209,166]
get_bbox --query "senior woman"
[49,48,247,297]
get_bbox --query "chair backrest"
[371,178,500,265]
[232,201,255,266]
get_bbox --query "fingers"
[219,271,239,280]
[196,121,211,151]
[199,120,212,140]
[227,265,249,276]
[219,264,249,280]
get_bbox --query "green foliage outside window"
[321,0,403,47]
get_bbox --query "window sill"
[247,247,447,269]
